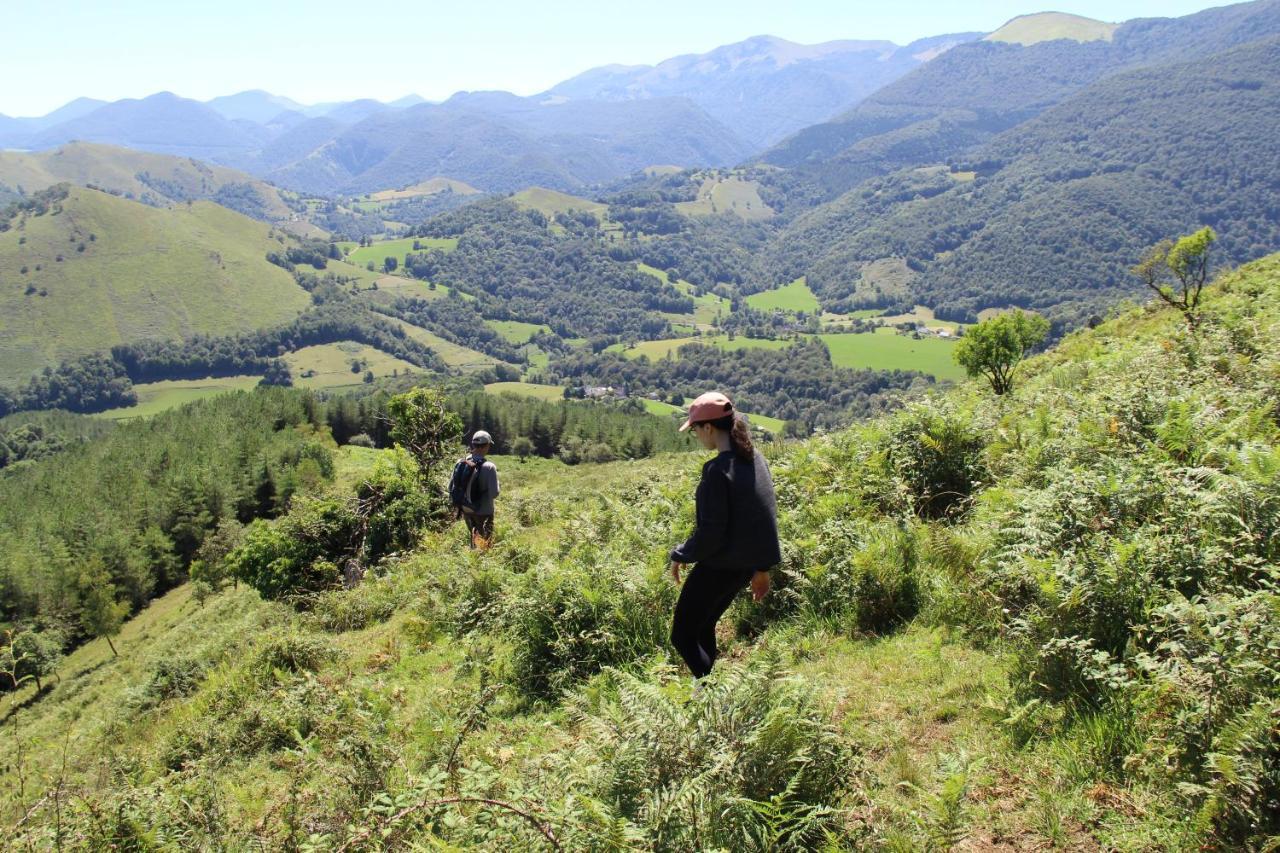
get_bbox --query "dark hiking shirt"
[670,449,781,572]
[465,454,500,515]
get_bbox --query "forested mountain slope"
[768,36,1280,325]
[5,251,1280,848]
[266,95,752,195]
[0,186,311,385]
[547,32,979,149]
[762,0,1280,201]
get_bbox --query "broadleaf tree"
[953,310,1050,396]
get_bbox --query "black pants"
[463,512,494,549]
[671,565,754,678]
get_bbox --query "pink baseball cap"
[679,391,735,431]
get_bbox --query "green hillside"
[985,12,1117,45]
[0,186,311,387]
[675,174,774,221]
[368,177,481,202]
[770,36,1280,325]
[6,255,1280,848]
[510,186,608,218]
[744,276,821,313]
[0,142,311,232]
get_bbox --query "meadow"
[341,236,458,269]
[675,174,774,221]
[94,376,261,420]
[819,329,965,381]
[606,329,962,381]
[283,342,421,389]
[487,320,552,344]
[385,318,501,370]
[482,380,568,401]
[744,277,822,313]
[0,187,309,386]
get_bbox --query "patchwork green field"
[745,277,822,313]
[341,236,458,269]
[94,376,261,420]
[876,305,963,332]
[605,328,962,380]
[283,342,421,389]
[0,187,311,387]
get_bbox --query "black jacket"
[670,449,782,572]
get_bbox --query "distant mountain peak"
[985,11,1118,46]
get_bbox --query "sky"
[3,0,1228,117]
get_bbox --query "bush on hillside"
[555,657,853,849]
[885,403,988,520]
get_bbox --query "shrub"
[556,656,853,849]
[503,556,671,699]
[885,404,987,520]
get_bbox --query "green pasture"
[284,342,421,389]
[675,175,774,221]
[343,236,458,269]
[819,329,965,381]
[488,320,552,344]
[483,381,567,401]
[94,376,261,421]
[745,277,821,313]
[385,318,501,371]
[0,187,309,386]
[511,187,608,219]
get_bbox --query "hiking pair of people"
[450,430,500,550]
[669,391,781,688]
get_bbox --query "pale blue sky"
[4,0,1227,117]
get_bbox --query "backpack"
[448,454,487,510]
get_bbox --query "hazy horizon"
[4,0,1229,117]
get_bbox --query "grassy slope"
[343,236,457,269]
[675,175,774,221]
[0,142,296,222]
[94,376,262,420]
[368,178,481,202]
[12,259,1280,847]
[985,11,1118,45]
[745,277,822,313]
[510,187,607,218]
[284,342,421,389]
[819,329,965,381]
[385,317,501,370]
[606,329,963,381]
[487,320,551,344]
[483,381,566,401]
[636,263,729,328]
[0,187,311,387]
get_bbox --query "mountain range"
[0,31,977,194]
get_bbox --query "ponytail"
[710,413,755,462]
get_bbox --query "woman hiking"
[669,391,781,690]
